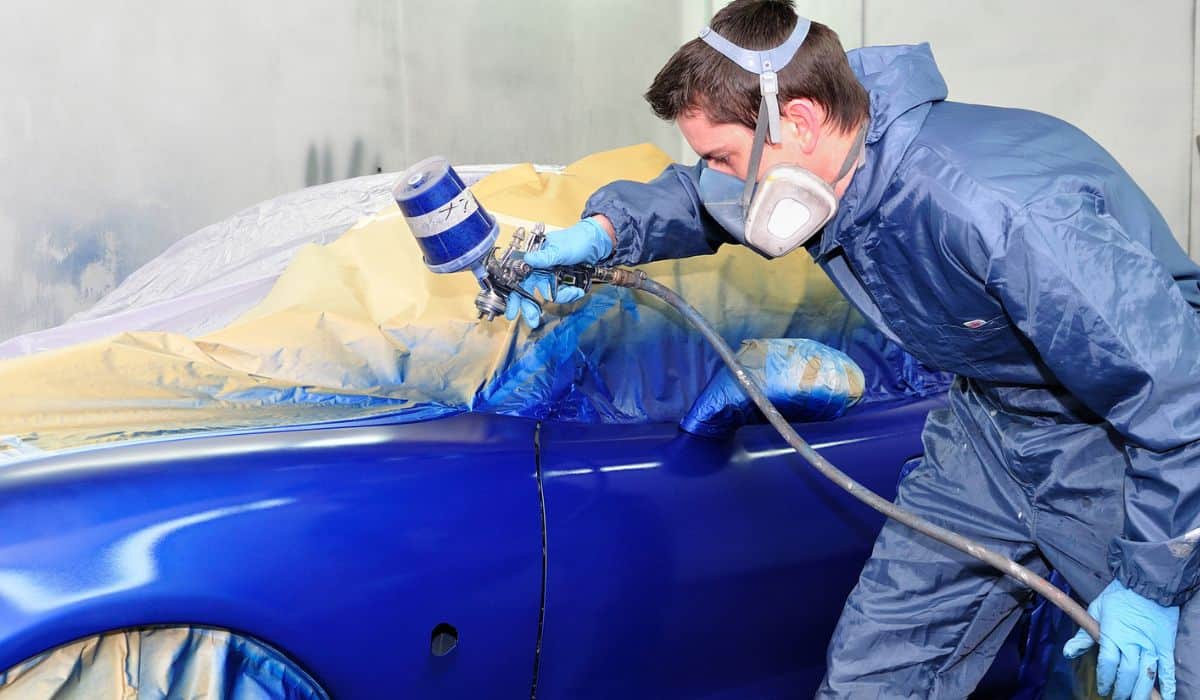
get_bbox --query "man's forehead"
[679,111,747,154]
[679,108,721,132]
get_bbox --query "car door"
[534,398,936,698]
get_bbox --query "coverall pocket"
[935,315,1014,380]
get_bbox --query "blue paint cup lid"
[393,155,454,205]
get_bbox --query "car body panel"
[537,397,1022,698]
[536,399,931,697]
[0,397,1034,698]
[0,412,543,698]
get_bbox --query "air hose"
[598,268,1146,697]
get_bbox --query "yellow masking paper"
[0,144,839,456]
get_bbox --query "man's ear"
[781,98,825,155]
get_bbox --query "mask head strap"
[738,117,867,211]
[739,98,772,209]
[699,18,811,145]
[833,121,868,184]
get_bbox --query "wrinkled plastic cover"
[0,626,327,699]
[0,146,948,461]
[0,165,558,357]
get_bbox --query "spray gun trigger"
[512,282,542,309]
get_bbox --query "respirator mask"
[696,19,866,259]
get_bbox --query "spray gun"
[393,156,1129,688]
[473,222,644,320]
[392,156,643,322]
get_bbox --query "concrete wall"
[2,1,1197,341]
[0,1,681,341]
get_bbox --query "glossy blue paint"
[537,397,1022,698]
[0,398,1032,697]
[0,413,542,699]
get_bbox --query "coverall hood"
[851,43,949,144]
[834,44,948,240]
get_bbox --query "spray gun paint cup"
[392,156,499,278]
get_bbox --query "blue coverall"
[582,44,1200,697]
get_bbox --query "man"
[507,1,1200,698]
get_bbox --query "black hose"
[614,272,1137,696]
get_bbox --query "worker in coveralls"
[506,1,1200,698]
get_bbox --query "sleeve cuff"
[1108,536,1200,607]
[583,184,644,266]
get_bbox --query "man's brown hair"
[645,0,868,135]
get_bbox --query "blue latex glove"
[680,338,865,437]
[505,218,613,328]
[1063,579,1179,700]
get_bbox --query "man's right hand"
[505,216,615,328]
[524,216,615,269]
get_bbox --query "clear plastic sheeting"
[0,626,328,699]
[0,145,949,460]
[0,165,560,359]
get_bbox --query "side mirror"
[679,338,864,438]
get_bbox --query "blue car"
[0,167,1049,698]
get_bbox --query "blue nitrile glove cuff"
[523,217,613,269]
[680,338,865,437]
[1062,579,1179,700]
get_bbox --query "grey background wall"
[2,1,1197,341]
[0,1,682,341]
